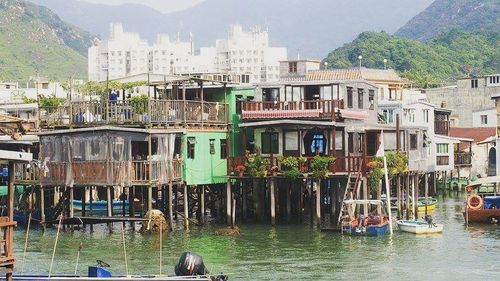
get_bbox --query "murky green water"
[14,192,499,280]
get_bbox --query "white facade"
[89,23,287,83]
[472,108,497,128]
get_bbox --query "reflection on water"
[14,193,499,280]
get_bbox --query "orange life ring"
[467,195,483,210]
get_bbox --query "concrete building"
[472,108,497,128]
[89,24,287,83]
[425,74,500,127]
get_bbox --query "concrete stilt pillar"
[40,187,45,223]
[363,179,368,216]
[106,186,112,217]
[200,185,205,223]
[147,187,153,211]
[69,187,74,218]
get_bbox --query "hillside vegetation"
[396,0,500,41]
[324,30,499,87]
[0,0,95,81]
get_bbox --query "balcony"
[242,99,343,120]
[434,120,449,136]
[17,160,182,187]
[228,155,368,177]
[39,100,227,129]
[454,152,472,166]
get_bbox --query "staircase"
[337,160,364,227]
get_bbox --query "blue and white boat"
[72,200,129,212]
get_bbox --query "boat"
[72,200,129,212]
[463,176,500,224]
[417,197,438,212]
[397,217,443,234]
[341,200,390,236]
[3,253,228,281]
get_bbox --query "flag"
[376,130,385,157]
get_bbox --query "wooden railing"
[435,120,449,136]
[454,152,472,166]
[241,99,344,119]
[14,163,40,183]
[228,155,368,176]
[39,100,227,128]
[0,217,15,270]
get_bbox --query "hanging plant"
[279,156,305,180]
[310,156,335,179]
[367,156,384,191]
[385,151,409,177]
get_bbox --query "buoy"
[467,195,483,210]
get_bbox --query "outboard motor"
[175,252,209,276]
[175,252,228,281]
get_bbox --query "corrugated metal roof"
[282,68,407,83]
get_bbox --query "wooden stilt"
[226,182,232,225]
[69,187,74,218]
[242,180,248,221]
[424,173,429,216]
[270,178,276,226]
[147,187,153,211]
[316,179,321,225]
[253,180,260,221]
[200,185,205,224]
[362,178,368,216]
[40,187,45,223]
[81,187,86,218]
[397,176,402,219]
[168,182,174,229]
[457,168,462,191]
[106,186,112,217]
[183,184,189,229]
[405,174,410,220]
[286,182,292,222]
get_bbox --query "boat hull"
[72,200,129,212]
[343,221,390,236]
[463,209,500,223]
[396,220,443,234]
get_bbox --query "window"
[288,62,297,73]
[436,143,448,154]
[423,109,429,123]
[261,132,279,154]
[481,115,488,125]
[383,109,394,123]
[368,90,374,110]
[410,134,417,150]
[187,137,196,159]
[471,79,478,88]
[311,134,325,155]
[209,139,215,155]
[220,139,227,159]
[489,76,500,84]
[358,88,364,109]
[235,95,243,114]
[347,87,353,108]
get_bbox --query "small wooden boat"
[397,220,443,234]
[417,197,438,212]
[463,176,500,224]
[341,200,390,236]
[72,200,129,212]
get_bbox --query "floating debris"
[215,226,241,236]
[141,209,169,233]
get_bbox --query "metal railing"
[435,120,449,136]
[39,99,227,128]
[454,152,472,166]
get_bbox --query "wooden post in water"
[405,173,410,220]
[168,182,174,229]
[424,173,429,216]
[270,178,276,226]
[253,179,260,221]
[226,181,232,225]
[316,179,321,226]
[362,178,368,216]
[242,180,248,221]
[183,184,189,229]
[106,186,112,217]
[147,187,153,211]
[433,172,438,195]
[457,168,462,191]
[69,187,74,218]
[40,187,45,223]
[397,176,402,219]
[200,185,205,224]
[286,182,292,222]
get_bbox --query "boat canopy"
[343,200,383,205]
[465,176,500,189]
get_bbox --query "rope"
[121,223,129,276]
[49,215,63,277]
[21,213,32,273]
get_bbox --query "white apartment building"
[88,24,287,83]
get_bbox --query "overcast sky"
[83,0,205,13]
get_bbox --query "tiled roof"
[282,68,407,83]
[449,127,496,150]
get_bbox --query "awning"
[339,109,369,120]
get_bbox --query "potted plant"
[278,156,305,180]
[129,94,149,121]
[310,155,335,179]
[367,157,384,191]
[245,154,270,178]
[235,164,246,177]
